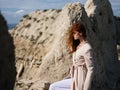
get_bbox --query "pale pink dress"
[49,43,94,90]
[71,43,94,90]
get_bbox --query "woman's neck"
[76,40,87,50]
[79,37,87,43]
[77,38,87,48]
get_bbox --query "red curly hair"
[67,23,87,53]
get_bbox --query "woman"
[49,22,94,90]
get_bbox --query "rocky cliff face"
[10,0,120,90]
[10,8,73,90]
[85,0,120,90]
[0,13,16,90]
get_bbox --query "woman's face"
[73,31,82,40]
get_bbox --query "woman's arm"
[83,48,94,90]
[70,65,74,78]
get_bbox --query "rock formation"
[85,0,120,89]
[0,13,17,90]
[10,8,73,90]
[10,0,120,90]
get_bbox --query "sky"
[0,0,120,24]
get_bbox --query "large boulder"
[0,13,17,89]
[10,8,72,82]
[85,0,120,89]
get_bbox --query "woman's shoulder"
[74,42,92,54]
[84,42,92,49]
[83,42,92,52]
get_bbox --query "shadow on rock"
[0,13,17,90]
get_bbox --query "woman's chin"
[74,38,79,40]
